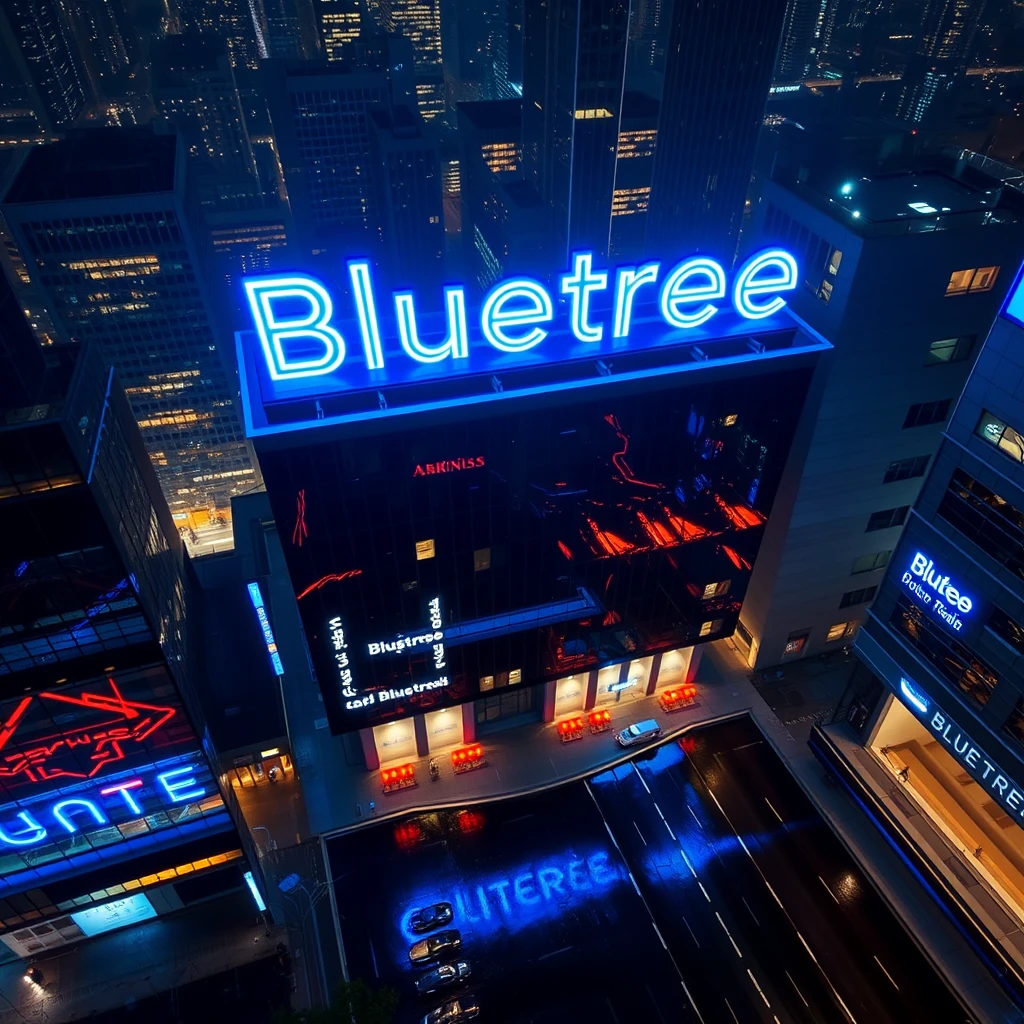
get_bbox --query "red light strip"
[295,569,363,601]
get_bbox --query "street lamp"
[278,873,327,1007]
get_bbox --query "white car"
[615,719,661,747]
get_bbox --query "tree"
[273,979,399,1024]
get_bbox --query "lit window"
[416,539,435,560]
[474,547,491,571]
[699,620,723,637]
[784,631,809,655]
[926,335,974,365]
[702,580,731,599]
[574,108,613,119]
[826,621,857,643]
[479,675,494,691]
[828,249,843,275]
[818,280,833,304]
[946,266,1000,295]
[509,668,522,684]
[722,414,738,427]
[976,410,1024,465]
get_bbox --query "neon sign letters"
[398,850,621,943]
[902,551,974,632]
[413,457,485,477]
[898,678,1024,829]
[0,680,177,790]
[0,762,208,849]
[242,248,798,382]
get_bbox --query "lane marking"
[733,740,762,752]
[765,797,783,823]
[747,968,771,1009]
[652,921,668,950]
[785,971,808,1007]
[538,946,572,961]
[687,804,703,830]
[818,875,839,905]
[715,911,743,959]
[724,999,740,1024]
[633,763,651,793]
[742,896,760,927]
[797,931,857,1023]
[681,915,700,948]
[873,955,899,992]
[664,821,676,841]
[633,820,647,846]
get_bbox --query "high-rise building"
[369,105,444,290]
[176,0,262,70]
[0,336,255,960]
[775,0,819,81]
[0,0,89,133]
[61,0,135,100]
[1,128,258,531]
[235,246,828,759]
[738,161,1024,668]
[521,0,630,264]
[608,91,659,260]
[645,0,788,262]
[152,33,261,205]
[317,0,363,61]
[252,0,323,59]
[367,0,445,120]
[440,0,511,107]
[816,261,1024,992]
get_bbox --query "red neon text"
[413,457,485,477]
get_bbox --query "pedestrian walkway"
[0,891,286,1024]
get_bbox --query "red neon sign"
[0,679,178,789]
[413,457,485,477]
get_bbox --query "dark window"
[988,607,1024,654]
[903,400,951,429]
[840,586,877,609]
[890,595,997,708]
[851,550,891,575]
[1003,698,1024,752]
[866,506,909,532]
[937,469,1024,583]
[926,335,975,365]
[883,456,930,484]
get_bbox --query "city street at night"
[328,716,969,1024]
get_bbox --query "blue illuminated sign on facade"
[71,894,158,937]
[248,581,285,675]
[897,676,1024,830]
[901,551,974,633]
[241,248,798,387]
[1003,262,1024,328]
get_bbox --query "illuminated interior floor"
[872,699,1024,923]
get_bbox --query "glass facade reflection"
[260,365,813,731]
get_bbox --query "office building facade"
[739,163,1024,668]
[815,264,1024,989]
[1,129,258,530]
[0,339,250,959]
[236,247,829,767]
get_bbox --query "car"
[409,930,462,965]
[421,996,480,1024]
[409,901,454,934]
[615,718,661,747]
[414,960,471,995]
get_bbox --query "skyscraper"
[645,0,788,261]
[775,0,819,81]
[1,129,258,532]
[176,0,262,70]
[152,34,261,205]
[366,0,445,120]
[521,0,630,264]
[317,0,363,61]
[0,0,88,132]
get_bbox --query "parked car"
[615,718,661,747]
[414,960,471,995]
[409,930,462,965]
[409,902,454,934]
[422,996,480,1024]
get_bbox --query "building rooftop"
[4,128,177,204]
[457,99,522,132]
[152,33,229,79]
[783,159,1024,234]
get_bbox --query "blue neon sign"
[242,249,798,385]
[248,581,285,675]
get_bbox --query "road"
[588,715,970,1023]
[327,787,690,1023]
[328,715,969,1024]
